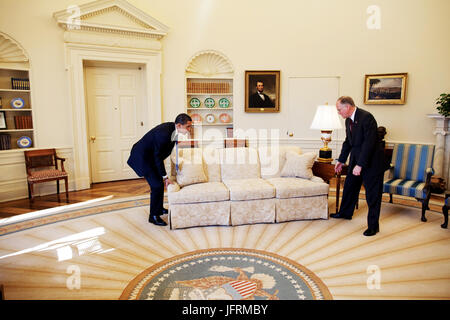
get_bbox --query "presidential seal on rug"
[120,248,332,300]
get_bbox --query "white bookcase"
[185,50,234,140]
[0,67,35,151]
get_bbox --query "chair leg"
[64,177,69,202]
[29,183,34,203]
[27,182,31,199]
[389,193,393,203]
[442,205,448,229]
[421,196,430,222]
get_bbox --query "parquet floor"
[0,179,149,218]
[0,178,445,219]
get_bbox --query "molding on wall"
[53,0,169,40]
[53,0,167,191]
[0,32,29,64]
[186,50,234,77]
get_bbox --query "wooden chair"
[24,148,68,202]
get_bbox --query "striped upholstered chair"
[383,143,435,222]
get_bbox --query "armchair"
[24,148,69,202]
[383,143,435,222]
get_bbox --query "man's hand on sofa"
[164,177,174,188]
[167,181,180,193]
[335,161,343,174]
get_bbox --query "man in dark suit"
[331,96,385,236]
[249,80,275,108]
[127,113,192,226]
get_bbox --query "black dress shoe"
[330,213,352,220]
[363,227,379,236]
[149,215,167,226]
[162,207,168,215]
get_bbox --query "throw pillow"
[280,152,317,179]
[175,157,208,187]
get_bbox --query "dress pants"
[338,166,384,229]
[145,172,164,218]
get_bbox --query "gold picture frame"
[364,73,408,105]
[245,70,280,113]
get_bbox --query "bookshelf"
[186,77,233,138]
[0,67,35,150]
[185,51,234,140]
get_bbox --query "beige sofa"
[166,146,329,229]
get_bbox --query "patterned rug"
[120,248,332,300]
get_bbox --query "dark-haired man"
[332,96,385,236]
[249,81,274,108]
[127,113,192,226]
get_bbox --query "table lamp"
[310,103,343,163]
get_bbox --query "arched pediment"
[186,50,234,77]
[53,0,168,40]
[0,32,29,64]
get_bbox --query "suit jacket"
[337,108,385,175]
[127,122,176,177]
[249,92,274,108]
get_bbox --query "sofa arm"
[167,181,181,193]
[311,176,325,183]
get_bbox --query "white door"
[85,66,144,183]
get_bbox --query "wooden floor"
[0,179,150,218]
[0,178,445,219]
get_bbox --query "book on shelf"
[0,134,11,150]
[187,81,230,94]
[11,78,30,90]
[14,115,33,129]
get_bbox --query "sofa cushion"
[220,147,261,180]
[176,160,208,187]
[280,152,316,179]
[258,145,303,179]
[170,147,208,186]
[168,182,229,204]
[202,147,221,182]
[266,177,329,199]
[223,178,275,201]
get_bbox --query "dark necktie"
[349,119,354,132]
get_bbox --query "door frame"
[65,43,162,190]
[84,63,146,183]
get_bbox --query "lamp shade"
[310,105,343,130]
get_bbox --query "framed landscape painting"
[364,73,408,104]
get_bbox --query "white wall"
[135,0,450,144]
[0,0,449,148]
[0,0,449,185]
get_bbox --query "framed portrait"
[0,111,6,129]
[245,70,280,113]
[364,73,408,104]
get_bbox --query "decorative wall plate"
[204,98,215,108]
[17,136,32,148]
[190,113,202,122]
[11,97,25,109]
[205,114,215,123]
[189,98,201,108]
[219,98,230,108]
[219,113,231,123]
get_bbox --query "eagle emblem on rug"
[170,266,279,300]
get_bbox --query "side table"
[312,161,348,214]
